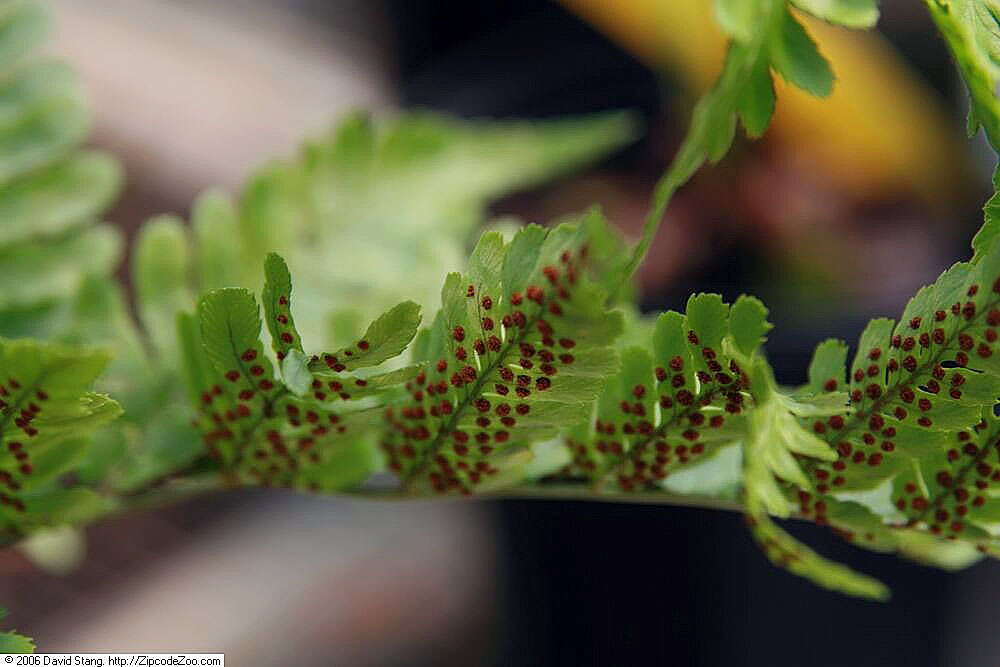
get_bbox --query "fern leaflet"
[182,254,420,491]
[381,211,626,493]
[0,339,120,531]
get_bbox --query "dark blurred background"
[2,0,997,664]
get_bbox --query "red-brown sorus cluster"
[656,349,746,418]
[199,350,348,487]
[607,399,734,491]
[1,378,42,439]
[613,437,710,492]
[271,294,295,360]
[807,412,893,493]
[605,344,744,490]
[219,347,278,396]
[567,437,598,473]
[794,490,879,544]
[809,282,1000,492]
[241,404,344,488]
[197,347,277,456]
[894,427,998,540]
[382,247,589,493]
[575,338,746,490]
[318,336,373,395]
[307,374,370,403]
[0,378,43,512]
[853,285,998,413]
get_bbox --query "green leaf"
[805,339,848,394]
[195,111,638,352]
[0,95,89,183]
[0,2,123,356]
[628,0,857,280]
[192,189,244,290]
[0,225,121,311]
[21,486,111,526]
[746,509,890,599]
[895,528,984,570]
[925,0,1000,151]
[134,216,193,362]
[198,288,275,389]
[0,150,121,246]
[0,1,48,71]
[768,8,835,97]
[736,55,777,138]
[729,294,773,356]
[177,311,212,408]
[686,293,730,351]
[792,0,880,27]
[739,360,889,599]
[109,406,203,494]
[715,0,761,41]
[745,359,836,517]
[0,628,34,654]
[312,301,422,372]
[262,252,304,360]
[0,60,77,127]
[295,434,379,492]
[566,292,755,492]
[18,525,86,574]
[184,258,417,490]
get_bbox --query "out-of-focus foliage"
[627,0,871,277]
[0,608,33,654]
[926,0,1000,151]
[168,110,640,352]
[0,1,122,338]
[561,0,964,202]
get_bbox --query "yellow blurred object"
[560,0,966,204]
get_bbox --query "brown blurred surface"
[25,494,496,666]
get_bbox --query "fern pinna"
[382,212,625,494]
[565,295,765,490]
[0,340,119,529]
[181,253,421,491]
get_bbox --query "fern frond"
[112,111,637,496]
[751,186,1000,586]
